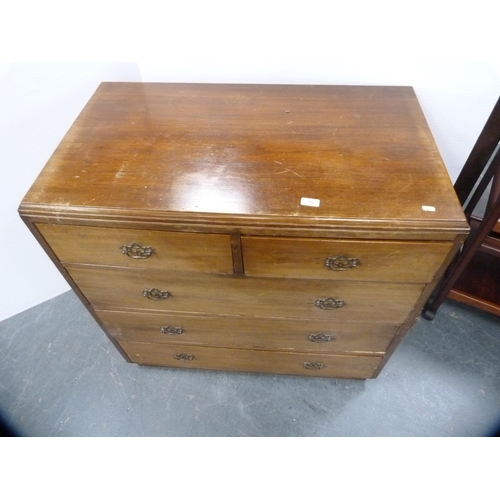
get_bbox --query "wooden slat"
[242,236,452,282]
[119,341,382,379]
[66,265,424,323]
[97,309,398,354]
[36,223,233,274]
[230,232,244,274]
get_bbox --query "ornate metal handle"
[173,353,194,361]
[160,325,184,335]
[315,297,345,310]
[308,333,334,343]
[143,288,170,300]
[324,255,359,271]
[303,361,325,370]
[121,242,154,259]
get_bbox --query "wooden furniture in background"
[19,83,468,379]
[423,97,500,319]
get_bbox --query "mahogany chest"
[19,83,468,379]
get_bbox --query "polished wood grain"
[97,309,398,353]
[66,265,424,323]
[20,83,468,234]
[19,83,469,379]
[119,341,382,378]
[36,223,233,273]
[242,236,453,282]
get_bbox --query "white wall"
[0,63,142,321]
[1,60,499,321]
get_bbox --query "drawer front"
[36,223,234,274]
[67,266,424,323]
[97,310,398,353]
[119,341,382,379]
[242,236,452,282]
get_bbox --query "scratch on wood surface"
[386,251,401,258]
[375,250,401,264]
[115,163,127,179]
[276,168,304,178]
[398,174,414,192]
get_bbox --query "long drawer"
[242,236,452,282]
[67,265,424,322]
[97,310,398,353]
[119,341,383,378]
[36,223,234,274]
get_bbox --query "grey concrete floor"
[1,291,499,437]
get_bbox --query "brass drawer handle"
[325,255,359,271]
[121,242,154,259]
[308,333,334,343]
[143,288,171,300]
[303,361,325,370]
[173,353,194,361]
[315,297,345,310]
[160,325,184,335]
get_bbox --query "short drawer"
[97,310,399,354]
[36,224,233,274]
[242,236,453,282]
[67,266,424,323]
[119,341,383,379]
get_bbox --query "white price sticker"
[300,197,321,207]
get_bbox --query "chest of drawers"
[19,83,468,379]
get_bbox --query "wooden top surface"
[20,82,467,231]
